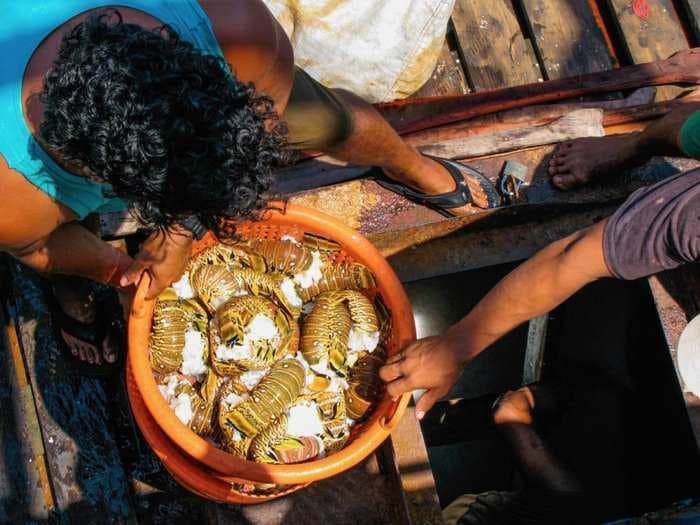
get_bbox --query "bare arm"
[630,101,700,158]
[379,220,611,416]
[449,220,610,361]
[0,155,132,285]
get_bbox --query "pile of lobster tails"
[150,230,391,466]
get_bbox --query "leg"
[327,89,492,212]
[282,69,494,213]
[549,103,700,190]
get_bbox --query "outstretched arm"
[379,220,611,417]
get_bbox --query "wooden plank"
[379,405,443,525]
[378,48,700,135]
[606,0,689,99]
[388,205,620,283]
[420,109,605,159]
[6,262,137,523]
[648,269,700,453]
[231,456,410,525]
[451,0,542,90]
[518,0,614,78]
[679,0,700,44]
[523,314,548,384]
[412,38,469,98]
[0,291,55,522]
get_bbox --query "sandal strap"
[377,157,472,209]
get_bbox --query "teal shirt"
[0,1,225,219]
[680,110,700,160]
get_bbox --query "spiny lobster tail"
[300,292,352,368]
[249,413,289,463]
[298,262,376,302]
[225,359,306,437]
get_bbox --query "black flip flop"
[375,155,501,217]
[50,289,125,378]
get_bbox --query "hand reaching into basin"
[379,332,469,420]
[380,220,610,420]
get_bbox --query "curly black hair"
[39,11,290,231]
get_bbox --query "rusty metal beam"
[387,204,618,282]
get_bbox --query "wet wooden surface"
[450,0,541,90]
[648,268,700,453]
[679,0,700,43]
[606,0,689,100]
[412,38,469,98]
[519,0,613,78]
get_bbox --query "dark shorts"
[282,67,354,150]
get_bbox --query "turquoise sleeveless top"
[0,1,226,219]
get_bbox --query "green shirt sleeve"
[680,110,700,160]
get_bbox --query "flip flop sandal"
[375,155,501,217]
[49,290,125,378]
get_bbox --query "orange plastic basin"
[127,202,415,489]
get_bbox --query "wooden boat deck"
[3,1,700,523]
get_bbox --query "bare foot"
[53,278,119,366]
[492,387,535,426]
[548,133,642,190]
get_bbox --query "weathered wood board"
[0,299,54,522]
[648,268,700,453]
[420,109,605,159]
[451,0,542,90]
[606,0,689,99]
[679,0,700,44]
[518,0,614,78]
[413,38,469,98]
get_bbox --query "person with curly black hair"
[0,1,498,373]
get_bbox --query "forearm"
[449,220,610,361]
[13,222,132,286]
[629,102,700,159]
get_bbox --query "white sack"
[263,0,456,102]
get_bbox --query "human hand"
[119,227,193,299]
[379,333,469,420]
[491,387,535,426]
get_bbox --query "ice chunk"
[281,278,303,308]
[293,250,323,289]
[348,327,380,354]
[222,391,248,408]
[171,392,193,425]
[246,314,278,341]
[240,369,268,390]
[158,374,183,401]
[216,342,252,361]
[287,401,324,437]
[181,330,208,377]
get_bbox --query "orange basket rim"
[127,202,415,485]
[126,362,307,504]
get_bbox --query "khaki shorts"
[282,67,354,150]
